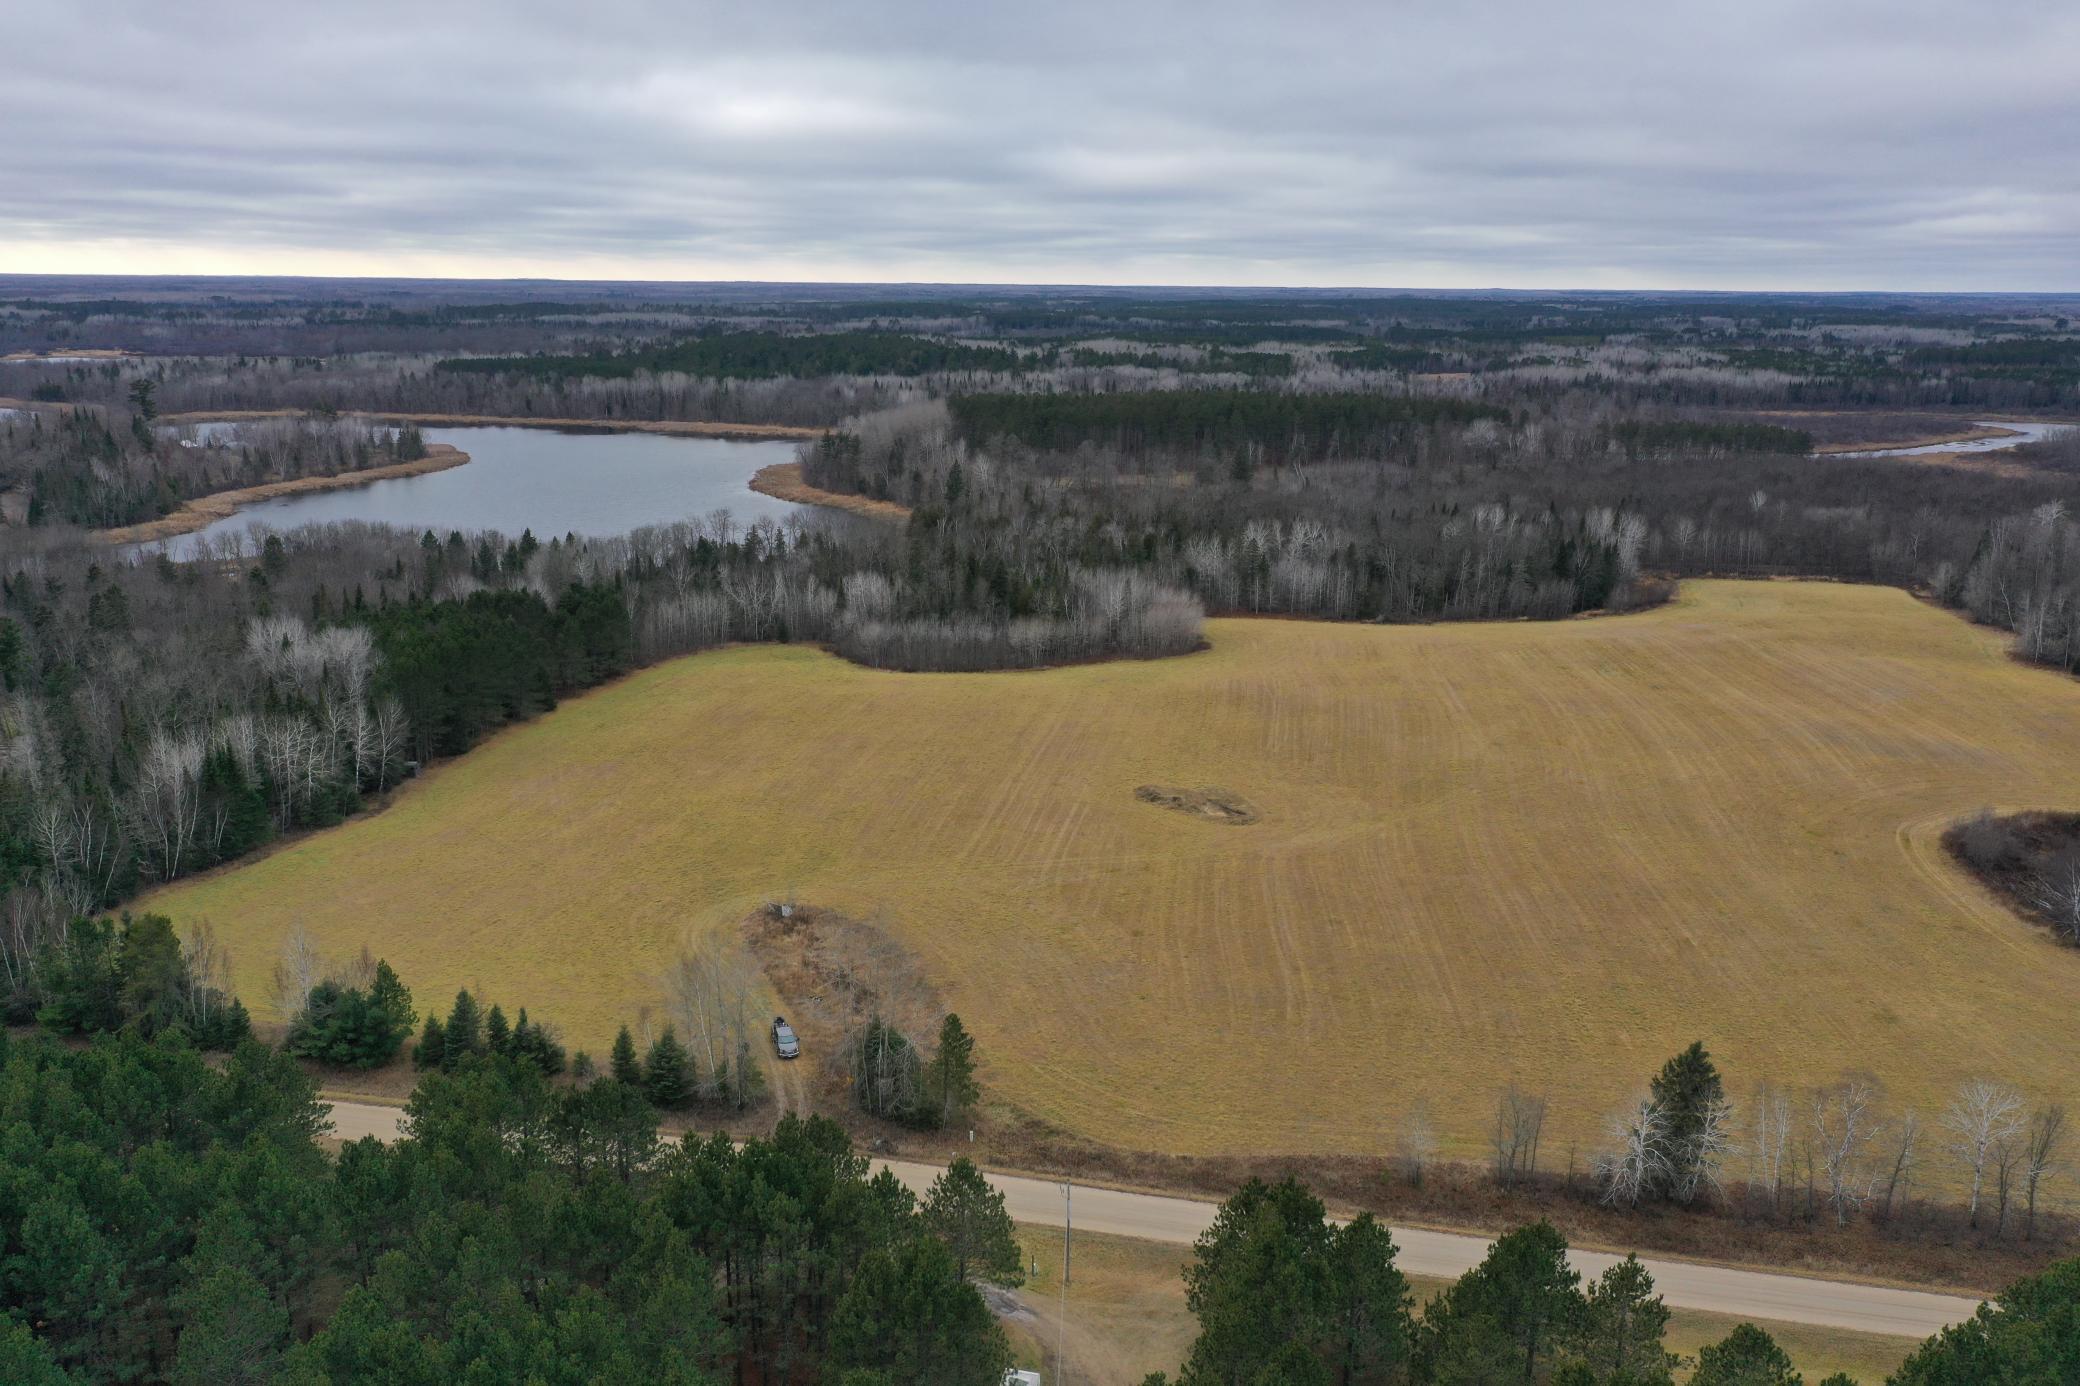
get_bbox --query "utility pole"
[1057,1180,1072,1384]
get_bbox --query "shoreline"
[95,443,471,544]
[159,408,826,442]
[0,348,137,363]
[749,460,911,519]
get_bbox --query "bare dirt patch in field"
[743,904,943,1116]
[1134,783,1259,825]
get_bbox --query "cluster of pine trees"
[283,958,414,1069]
[367,578,634,759]
[1145,1175,2080,1384]
[605,1021,762,1113]
[22,911,249,1046]
[0,1030,1022,1384]
[415,988,567,1077]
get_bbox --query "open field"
[146,580,2080,1167]
[1003,1227,1918,1384]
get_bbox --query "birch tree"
[1944,1080,2026,1228]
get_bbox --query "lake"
[155,424,808,557]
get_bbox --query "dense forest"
[6,1026,2076,1383]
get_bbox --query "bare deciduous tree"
[2023,1105,2066,1242]
[1943,1079,2026,1228]
[1490,1085,1548,1187]
[1745,1081,1794,1218]
[1396,1103,1439,1188]
[1809,1075,1881,1228]
[1597,1095,1672,1208]
[271,923,323,1023]
[662,946,760,1103]
[1876,1110,1922,1224]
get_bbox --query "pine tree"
[414,1016,446,1071]
[116,913,186,1035]
[1418,1221,1582,1384]
[826,1238,1011,1386]
[610,1025,642,1086]
[1573,1255,1676,1384]
[924,1012,980,1129]
[1323,1214,1414,1384]
[1690,1323,1799,1386]
[643,1028,696,1110]
[443,991,481,1066]
[369,961,415,1049]
[1649,1041,1724,1203]
[170,1265,289,1386]
[485,1004,511,1056]
[922,1157,1023,1286]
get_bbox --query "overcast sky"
[5,1,2077,291]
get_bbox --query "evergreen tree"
[644,1027,696,1109]
[1418,1221,1583,1384]
[924,1012,980,1128]
[116,912,187,1035]
[554,1076,659,1183]
[0,1322,71,1386]
[1179,1178,1341,1385]
[170,1265,290,1386]
[855,1017,925,1124]
[1323,1214,1414,1384]
[922,1158,1024,1286]
[369,961,415,1046]
[1649,1041,1724,1203]
[443,990,481,1064]
[413,1016,446,1071]
[33,916,123,1034]
[1891,1257,2080,1383]
[194,996,253,1051]
[610,1024,642,1085]
[1572,1255,1676,1384]
[485,1003,511,1056]
[826,1237,1011,1386]
[1689,1323,1801,1386]
[283,961,413,1069]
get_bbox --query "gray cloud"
[4,0,2077,288]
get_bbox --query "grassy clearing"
[1006,1226,1915,1384]
[147,580,2080,1168]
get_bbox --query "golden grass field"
[147,579,2080,1164]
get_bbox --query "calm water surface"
[157,425,805,557]
[1826,420,2073,458]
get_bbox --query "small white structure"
[1004,1371,1043,1386]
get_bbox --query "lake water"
[1826,420,2073,459]
[155,424,807,557]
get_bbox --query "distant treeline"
[947,390,1509,460]
[436,329,1025,381]
[1611,420,1813,455]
